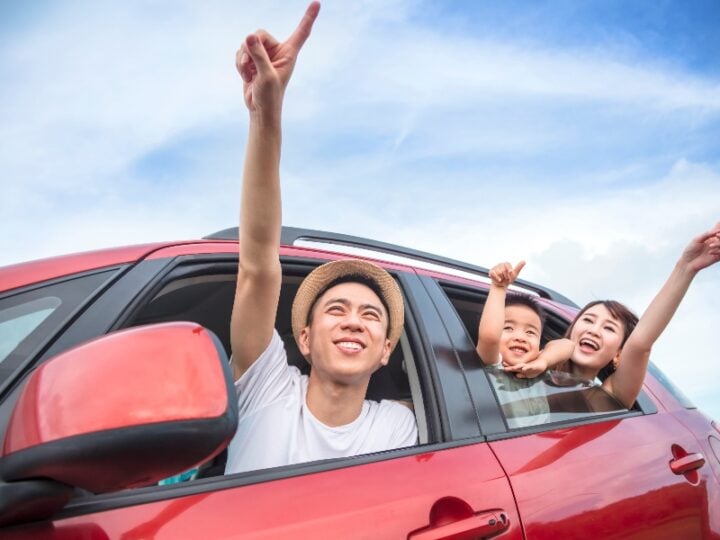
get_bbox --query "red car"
[1,227,718,539]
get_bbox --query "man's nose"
[340,311,363,330]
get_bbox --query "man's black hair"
[306,273,391,336]
[505,293,545,330]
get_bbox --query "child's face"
[500,305,542,366]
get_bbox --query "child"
[476,261,574,428]
[476,261,574,375]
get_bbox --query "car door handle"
[670,452,705,475]
[409,497,509,540]
[408,511,509,540]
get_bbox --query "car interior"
[124,265,429,478]
[441,286,628,425]
[118,261,632,482]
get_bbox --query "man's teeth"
[338,341,362,351]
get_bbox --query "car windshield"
[0,297,61,364]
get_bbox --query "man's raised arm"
[230,2,320,380]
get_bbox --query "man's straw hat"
[291,259,404,352]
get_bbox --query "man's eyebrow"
[323,297,351,308]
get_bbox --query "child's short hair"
[505,293,545,330]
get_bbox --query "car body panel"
[0,244,170,293]
[489,413,716,539]
[1,232,718,538]
[6,445,523,540]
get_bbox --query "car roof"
[1,227,578,317]
[0,242,176,293]
[208,226,579,309]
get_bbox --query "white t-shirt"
[487,363,550,429]
[224,330,418,475]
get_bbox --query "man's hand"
[230,2,320,379]
[489,260,526,288]
[235,1,320,116]
[678,222,720,275]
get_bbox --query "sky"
[1,1,719,419]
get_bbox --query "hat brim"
[291,260,405,356]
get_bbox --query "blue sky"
[2,0,719,419]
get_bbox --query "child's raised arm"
[606,223,720,408]
[476,261,526,365]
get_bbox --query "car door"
[2,251,524,539]
[488,415,713,539]
[9,446,519,539]
[432,278,716,539]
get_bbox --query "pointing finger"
[287,1,320,51]
[513,260,526,278]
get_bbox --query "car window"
[648,361,696,409]
[123,261,427,480]
[127,266,421,408]
[487,367,626,429]
[438,283,635,431]
[0,269,119,386]
[0,297,61,363]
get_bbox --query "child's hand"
[504,357,547,379]
[678,223,720,274]
[489,261,526,288]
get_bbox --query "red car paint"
[0,232,717,538]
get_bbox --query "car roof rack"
[205,226,577,307]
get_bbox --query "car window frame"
[0,266,125,395]
[119,256,437,442]
[430,278,658,439]
[41,252,485,520]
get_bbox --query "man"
[225,2,417,475]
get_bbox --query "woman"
[560,223,720,408]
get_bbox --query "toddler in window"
[476,261,574,427]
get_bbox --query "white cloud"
[1,0,719,419]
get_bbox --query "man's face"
[298,281,392,386]
[499,305,542,367]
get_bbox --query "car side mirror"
[0,322,237,527]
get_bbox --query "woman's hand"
[504,357,547,378]
[678,223,720,275]
[236,2,320,117]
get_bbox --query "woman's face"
[569,303,626,374]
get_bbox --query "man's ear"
[298,326,311,358]
[379,339,392,367]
